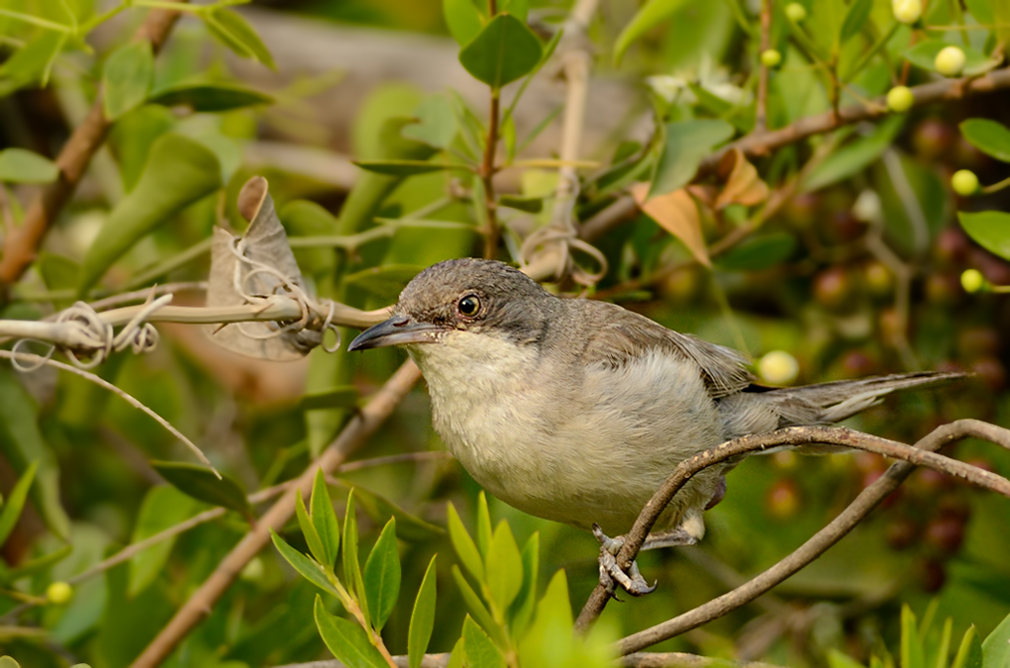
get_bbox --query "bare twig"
[129,361,421,668]
[755,0,772,132]
[481,87,501,257]
[0,0,191,294]
[576,421,1010,635]
[272,651,788,668]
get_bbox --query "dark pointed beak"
[348,315,444,351]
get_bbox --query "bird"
[348,258,961,592]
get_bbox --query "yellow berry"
[759,350,800,385]
[951,169,979,196]
[761,49,782,68]
[961,269,985,293]
[46,581,73,605]
[886,86,914,113]
[935,46,966,77]
[892,0,922,24]
[785,3,807,22]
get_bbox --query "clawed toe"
[592,523,657,597]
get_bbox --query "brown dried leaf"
[237,175,269,222]
[631,182,711,268]
[715,148,769,209]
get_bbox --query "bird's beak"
[347,315,444,351]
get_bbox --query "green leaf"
[959,211,1010,261]
[0,461,37,547]
[485,521,523,613]
[447,502,484,581]
[804,117,903,192]
[271,530,340,597]
[0,148,58,184]
[344,483,445,542]
[78,133,220,295]
[343,491,369,626]
[459,14,543,89]
[952,626,983,668]
[352,159,467,176]
[203,8,276,69]
[839,0,872,43]
[965,0,993,24]
[0,31,66,96]
[476,492,492,558]
[651,119,734,196]
[296,489,329,568]
[298,387,361,411]
[313,595,388,668]
[614,0,691,64]
[343,264,425,301]
[937,618,954,668]
[983,612,1010,668]
[509,533,539,635]
[102,40,153,120]
[151,461,251,515]
[149,82,273,112]
[447,638,466,668]
[903,41,994,76]
[3,544,72,583]
[828,650,868,668]
[960,119,1010,163]
[402,94,458,149]
[128,485,199,596]
[363,518,400,631]
[451,565,506,648]
[715,232,797,271]
[311,470,341,569]
[498,195,543,213]
[902,605,926,668]
[462,616,506,668]
[443,0,485,47]
[408,556,438,668]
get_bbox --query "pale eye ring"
[457,294,481,317]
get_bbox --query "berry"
[761,49,782,68]
[912,119,954,160]
[892,0,922,24]
[759,350,800,385]
[886,86,914,112]
[886,517,919,550]
[960,268,985,293]
[814,266,853,310]
[46,581,73,605]
[935,46,967,76]
[785,3,807,22]
[766,479,801,519]
[864,261,892,295]
[951,169,979,195]
[925,515,965,554]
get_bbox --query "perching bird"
[349,258,960,591]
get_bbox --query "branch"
[271,651,788,668]
[755,0,772,132]
[0,0,192,294]
[129,361,422,668]
[576,421,1010,635]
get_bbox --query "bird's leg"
[593,524,698,596]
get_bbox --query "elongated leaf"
[828,650,867,668]
[353,159,467,176]
[271,530,340,597]
[498,195,543,213]
[959,211,1010,261]
[0,148,58,184]
[509,533,539,635]
[459,14,542,89]
[443,0,485,47]
[310,470,341,569]
[462,616,506,668]
[342,483,444,542]
[102,41,153,120]
[78,133,220,295]
[960,119,1010,163]
[715,232,797,271]
[903,41,993,76]
[0,462,37,547]
[476,492,492,558]
[840,0,872,43]
[313,596,388,668]
[203,8,276,69]
[298,387,361,411]
[982,612,1010,668]
[402,94,458,149]
[614,0,691,64]
[804,117,903,192]
[128,485,199,596]
[952,626,983,668]
[151,461,250,515]
[4,544,72,583]
[451,566,507,648]
[902,605,926,668]
[447,503,484,581]
[296,489,328,568]
[0,31,66,96]
[363,518,400,631]
[149,82,273,112]
[485,521,523,613]
[937,618,954,668]
[343,491,369,626]
[651,119,734,196]
[343,264,425,301]
[408,556,437,668]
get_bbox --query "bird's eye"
[457,294,481,317]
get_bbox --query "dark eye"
[457,294,481,317]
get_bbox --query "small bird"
[349,258,960,591]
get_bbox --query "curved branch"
[576,421,1010,634]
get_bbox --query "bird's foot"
[592,524,657,597]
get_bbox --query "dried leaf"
[715,148,769,209]
[631,182,711,267]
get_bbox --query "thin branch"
[481,89,501,257]
[576,421,1010,635]
[0,0,192,295]
[128,361,422,668]
[271,651,788,668]
[755,0,772,132]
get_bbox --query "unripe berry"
[759,350,800,385]
[892,0,922,24]
[46,581,73,605]
[761,49,782,68]
[785,3,807,22]
[935,46,966,76]
[766,479,801,519]
[960,268,985,293]
[951,169,979,195]
[886,86,914,112]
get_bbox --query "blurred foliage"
[0,0,1009,666]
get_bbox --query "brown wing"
[576,301,754,398]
